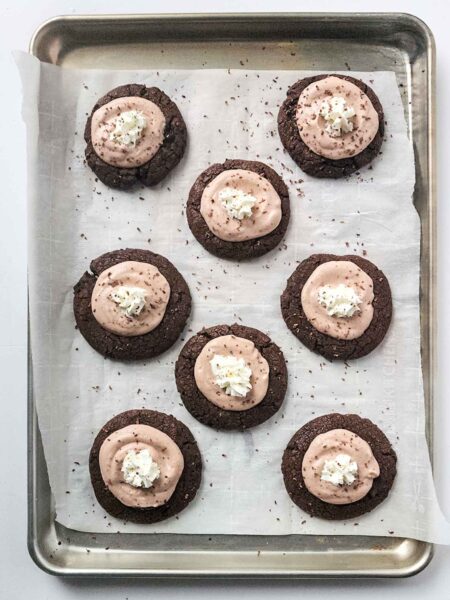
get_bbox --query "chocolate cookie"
[280,254,392,360]
[186,159,290,260]
[282,413,397,520]
[89,409,202,524]
[278,74,384,178]
[85,84,187,189]
[74,248,191,360]
[175,324,287,430]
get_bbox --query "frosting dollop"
[317,283,362,318]
[91,96,166,168]
[301,260,374,340]
[209,354,252,397]
[121,448,160,488]
[200,169,282,242]
[302,428,380,505]
[91,260,170,337]
[219,188,257,220]
[194,334,269,411]
[320,453,358,486]
[296,76,379,160]
[110,285,147,317]
[319,96,356,137]
[109,110,146,146]
[99,424,184,508]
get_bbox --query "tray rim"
[27,11,436,579]
[29,10,435,45]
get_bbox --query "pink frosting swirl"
[91,261,170,337]
[302,428,380,505]
[91,96,165,168]
[194,334,269,411]
[200,169,282,242]
[99,424,184,508]
[301,260,374,340]
[296,76,379,160]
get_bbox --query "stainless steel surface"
[28,12,436,578]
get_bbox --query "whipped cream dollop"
[110,285,147,317]
[209,354,252,397]
[109,110,147,146]
[320,453,358,486]
[319,96,356,138]
[317,284,362,318]
[218,187,257,220]
[121,448,161,488]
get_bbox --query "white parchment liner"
[17,52,450,542]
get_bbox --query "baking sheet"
[17,50,450,543]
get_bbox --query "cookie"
[175,324,287,430]
[84,84,187,189]
[278,74,384,178]
[74,248,191,360]
[89,409,202,524]
[186,159,290,260]
[280,254,392,360]
[282,413,397,520]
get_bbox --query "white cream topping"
[109,110,147,146]
[121,448,161,488]
[110,285,147,317]
[218,187,257,220]
[209,354,252,397]
[317,284,362,318]
[319,96,356,137]
[320,453,358,486]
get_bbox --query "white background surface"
[1,0,449,598]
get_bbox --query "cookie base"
[187,159,290,260]
[84,84,187,190]
[175,323,287,430]
[280,253,392,360]
[89,409,202,524]
[74,248,191,360]
[282,413,397,520]
[277,74,384,179]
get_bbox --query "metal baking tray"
[28,12,436,577]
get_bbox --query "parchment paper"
[17,51,450,543]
